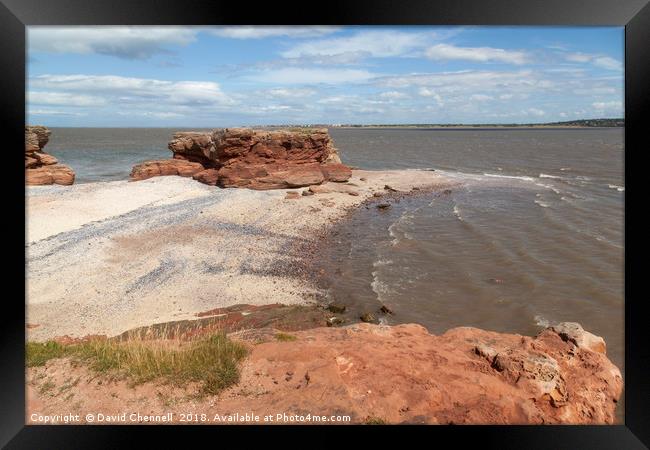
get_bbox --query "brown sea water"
[43,126,625,417]
[326,128,624,372]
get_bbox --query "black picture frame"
[2,0,648,447]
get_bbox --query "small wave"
[373,259,393,268]
[608,184,625,192]
[535,183,562,195]
[560,167,572,171]
[370,271,391,302]
[482,173,535,182]
[452,205,464,221]
[534,199,549,208]
[539,173,562,179]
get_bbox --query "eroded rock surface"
[25,126,75,186]
[27,321,622,425]
[130,128,351,189]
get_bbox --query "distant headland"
[328,118,625,129]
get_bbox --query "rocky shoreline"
[25,127,623,424]
[26,169,456,341]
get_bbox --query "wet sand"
[26,170,455,341]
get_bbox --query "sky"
[27,26,624,127]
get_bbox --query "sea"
[44,127,625,417]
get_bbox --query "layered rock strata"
[130,128,352,189]
[25,126,75,185]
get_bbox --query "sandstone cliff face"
[130,128,351,189]
[25,126,75,186]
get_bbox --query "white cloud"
[246,68,375,85]
[379,91,409,100]
[206,26,340,39]
[418,87,444,105]
[28,26,197,60]
[425,44,529,65]
[280,30,435,60]
[27,91,107,106]
[28,108,87,116]
[317,95,358,104]
[564,52,622,71]
[379,70,540,92]
[264,88,317,98]
[526,108,546,116]
[565,52,593,63]
[470,94,494,101]
[593,56,622,71]
[573,86,617,95]
[30,74,234,106]
[592,100,623,111]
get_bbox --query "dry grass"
[26,331,249,395]
[274,332,297,342]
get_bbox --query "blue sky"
[27,26,624,126]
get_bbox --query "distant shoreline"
[335,125,623,130]
[44,119,624,130]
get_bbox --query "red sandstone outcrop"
[220,322,623,424]
[129,159,205,181]
[27,321,622,425]
[25,126,75,186]
[130,128,351,189]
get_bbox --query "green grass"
[364,416,387,425]
[274,332,297,342]
[26,333,249,395]
[26,341,69,367]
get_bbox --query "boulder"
[132,128,351,189]
[129,159,205,182]
[192,168,220,186]
[320,163,352,182]
[26,164,75,186]
[25,126,76,186]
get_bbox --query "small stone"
[384,185,397,192]
[360,177,367,181]
[411,187,421,191]
[302,190,315,196]
[376,203,391,209]
[326,317,344,327]
[379,304,394,315]
[360,312,377,323]
[348,191,360,196]
[443,189,452,194]
[373,192,383,197]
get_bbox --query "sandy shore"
[26,169,456,341]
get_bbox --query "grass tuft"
[26,341,69,367]
[364,416,387,425]
[274,332,297,342]
[26,332,248,395]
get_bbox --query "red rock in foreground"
[27,321,622,425]
[222,322,622,424]
[130,128,352,189]
[25,126,75,186]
